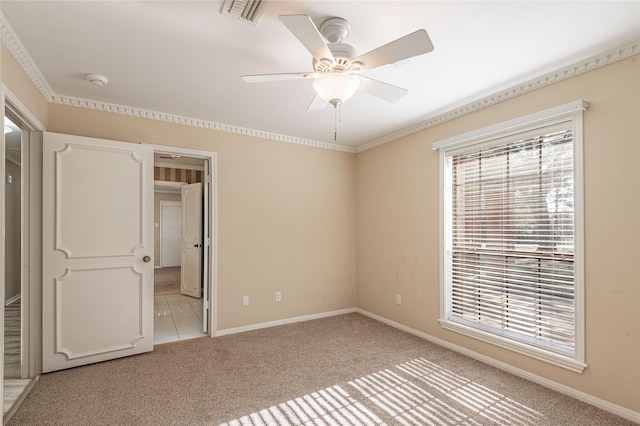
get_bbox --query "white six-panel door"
[42,132,154,372]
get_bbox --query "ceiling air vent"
[220,0,267,25]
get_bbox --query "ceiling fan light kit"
[312,73,361,105]
[241,14,434,139]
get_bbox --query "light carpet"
[7,313,634,425]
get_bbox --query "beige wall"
[1,41,357,331]
[356,56,640,412]
[44,104,358,330]
[1,33,638,414]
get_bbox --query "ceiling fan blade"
[307,94,328,112]
[241,72,311,83]
[359,76,408,103]
[353,29,434,71]
[279,14,335,62]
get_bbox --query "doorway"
[40,134,216,372]
[2,95,44,420]
[4,115,22,383]
[153,152,210,344]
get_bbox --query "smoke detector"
[86,73,109,87]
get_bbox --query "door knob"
[143,255,151,263]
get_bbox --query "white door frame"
[159,200,182,268]
[1,84,46,413]
[152,146,217,337]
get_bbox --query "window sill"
[439,319,587,373]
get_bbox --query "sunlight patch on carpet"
[349,368,473,425]
[220,385,384,426]
[369,357,544,425]
[220,358,543,426]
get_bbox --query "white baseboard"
[356,308,640,424]
[213,308,357,337]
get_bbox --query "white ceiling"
[2,1,639,149]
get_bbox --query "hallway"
[154,268,205,345]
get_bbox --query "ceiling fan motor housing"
[312,17,362,74]
[313,42,361,73]
[319,17,351,43]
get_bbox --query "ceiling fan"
[241,14,434,138]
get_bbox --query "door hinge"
[204,300,209,310]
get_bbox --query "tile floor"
[154,294,206,345]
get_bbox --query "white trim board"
[1,84,45,132]
[356,308,640,424]
[214,308,357,337]
[431,99,588,151]
[0,12,637,154]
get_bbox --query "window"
[434,101,587,372]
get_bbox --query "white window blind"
[435,101,587,371]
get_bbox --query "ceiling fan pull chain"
[333,101,338,141]
[332,99,343,141]
[333,107,338,141]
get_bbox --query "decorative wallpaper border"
[1,13,638,154]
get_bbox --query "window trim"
[434,100,588,373]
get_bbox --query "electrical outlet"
[242,296,249,307]
[275,291,282,302]
[396,294,401,305]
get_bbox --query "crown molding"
[1,10,636,155]
[355,40,640,153]
[0,12,54,102]
[0,12,354,154]
[51,94,356,153]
